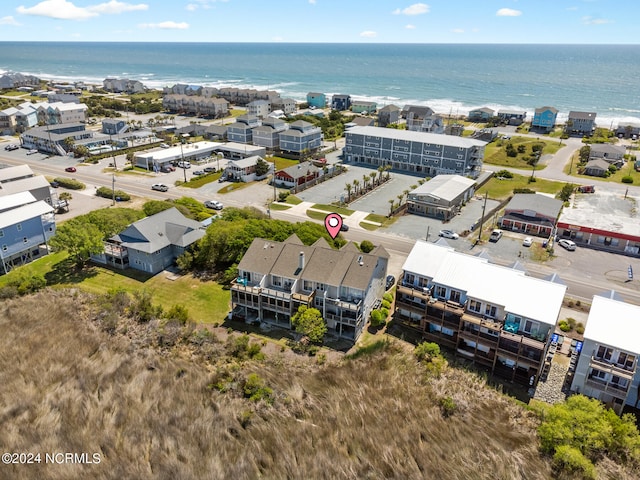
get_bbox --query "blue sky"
[0,0,636,43]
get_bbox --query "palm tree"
[377,165,384,185]
[384,164,392,181]
[353,179,360,197]
[388,199,395,216]
[418,179,426,186]
[403,189,410,203]
[397,194,404,205]
[369,172,377,188]
[410,184,418,190]
[345,183,352,203]
[362,174,369,192]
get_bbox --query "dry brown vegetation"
[0,290,631,479]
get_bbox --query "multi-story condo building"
[331,94,351,111]
[231,234,388,340]
[102,78,146,94]
[271,97,297,116]
[404,105,444,133]
[20,123,113,156]
[252,117,288,150]
[247,100,271,119]
[306,92,326,109]
[278,120,323,156]
[571,293,640,414]
[226,115,261,144]
[344,126,485,178]
[395,241,566,386]
[162,94,229,118]
[0,191,56,275]
[377,104,401,127]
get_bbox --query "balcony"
[501,330,545,351]
[585,378,630,399]
[292,290,315,304]
[589,356,636,380]
[326,296,362,312]
[231,279,261,295]
[397,284,430,303]
[104,243,128,259]
[396,296,427,314]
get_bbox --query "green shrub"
[163,304,190,325]
[552,445,596,479]
[359,239,375,253]
[383,293,394,303]
[243,373,274,404]
[96,186,130,201]
[576,323,585,335]
[558,320,571,332]
[278,190,290,202]
[414,342,440,362]
[380,299,391,310]
[567,317,577,329]
[439,396,457,418]
[53,177,85,190]
[622,175,634,184]
[380,307,389,318]
[370,309,384,327]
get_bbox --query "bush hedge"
[53,177,85,190]
[96,186,130,201]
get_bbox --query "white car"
[204,200,223,210]
[151,183,169,192]
[26,149,39,155]
[438,229,459,239]
[489,229,503,242]
[522,237,533,247]
[178,161,191,169]
[160,143,170,148]
[558,239,576,251]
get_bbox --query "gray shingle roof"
[504,193,563,219]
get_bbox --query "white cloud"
[139,21,189,29]
[88,1,148,14]
[582,16,613,25]
[496,8,522,17]
[17,0,147,20]
[309,0,316,4]
[405,24,416,29]
[392,3,429,16]
[0,16,22,26]
[17,0,97,20]
[184,0,226,10]
[186,3,198,11]
[452,28,464,34]
[360,30,377,38]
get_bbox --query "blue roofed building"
[532,106,558,133]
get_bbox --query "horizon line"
[0,41,639,46]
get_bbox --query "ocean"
[1,42,639,126]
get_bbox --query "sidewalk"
[273,201,381,228]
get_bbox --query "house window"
[16,223,22,232]
[317,283,325,291]
[485,304,497,318]
[303,280,312,291]
[611,376,629,388]
[617,352,635,369]
[435,286,447,299]
[449,289,461,303]
[0,230,3,238]
[404,273,415,285]
[23,237,28,243]
[2,245,6,251]
[523,320,538,335]
[468,300,482,313]
[590,368,606,380]
[596,345,613,361]
[272,276,282,287]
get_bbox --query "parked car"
[160,143,170,148]
[522,237,533,247]
[160,165,175,173]
[439,229,459,239]
[27,149,39,155]
[193,170,205,176]
[178,161,191,169]
[385,275,396,290]
[558,239,576,251]
[340,223,349,232]
[204,200,223,210]
[151,183,169,192]
[4,144,19,151]
[204,166,215,173]
[218,175,227,183]
[49,181,59,188]
[489,229,503,242]
[64,166,76,173]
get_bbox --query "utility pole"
[180,137,187,183]
[426,225,430,242]
[111,174,116,206]
[476,192,488,245]
[109,132,117,171]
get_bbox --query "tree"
[377,165,385,185]
[558,183,575,202]
[352,179,360,196]
[579,145,591,163]
[344,183,352,202]
[291,306,326,343]
[49,217,104,267]
[255,157,270,177]
[359,239,375,253]
[369,171,377,188]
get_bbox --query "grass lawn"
[306,209,329,222]
[476,173,567,200]
[270,156,299,171]
[218,181,252,194]
[181,171,221,188]
[484,136,565,169]
[269,203,292,211]
[0,251,230,324]
[362,213,397,230]
[285,195,303,205]
[564,157,640,186]
[311,204,354,216]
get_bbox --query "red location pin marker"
[324,213,343,239]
